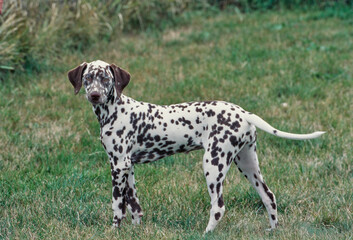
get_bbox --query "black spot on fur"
[230,136,238,147]
[217,173,223,182]
[216,182,221,194]
[218,195,224,208]
[205,109,216,117]
[113,187,121,199]
[211,157,219,166]
[116,127,125,137]
[262,182,274,202]
[218,164,224,172]
[267,192,274,202]
[262,182,269,192]
[209,184,214,193]
[271,203,276,210]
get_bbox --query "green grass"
[1,9,352,239]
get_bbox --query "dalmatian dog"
[67,60,325,233]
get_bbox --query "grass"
[1,9,352,239]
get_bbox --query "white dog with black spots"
[68,60,325,233]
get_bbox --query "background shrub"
[0,0,351,75]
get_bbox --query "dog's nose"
[90,91,101,102]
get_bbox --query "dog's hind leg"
[235,142,278,230]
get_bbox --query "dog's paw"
[112,217,123,228]
[131,213,143,225]
[266,222,279,232]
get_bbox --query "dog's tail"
[245,113,325,140]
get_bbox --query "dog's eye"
[85,75,93,83]
[102,78,110,84]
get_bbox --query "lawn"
[0,9,352,240]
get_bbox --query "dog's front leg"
[110,157,131,227]
[125,166,143,225]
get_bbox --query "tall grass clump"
[0,0,351,76]
[0,2,26,71]
[0,0,200,75]
[0,0,110,73]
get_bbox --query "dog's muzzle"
[88,91,102,104]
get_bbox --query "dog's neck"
[92,88,125,128]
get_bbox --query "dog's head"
[67,60,130,105]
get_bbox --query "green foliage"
[0,0,351,75]
[0,0,111,73]
[0,2,26,71]
[0,0,199,73]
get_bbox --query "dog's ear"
[67,62,87,95]
[109,64,130,96]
